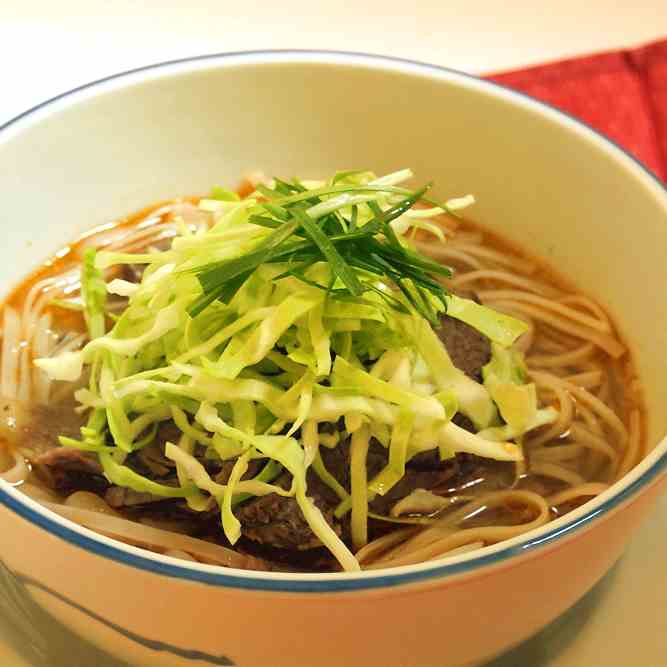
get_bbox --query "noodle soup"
[0,169,644,573]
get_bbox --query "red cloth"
[486,38,667,181]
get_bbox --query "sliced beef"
[23,402,103,495]
[32,448,109,495]
[235,438,482,551]
[120,263,146,284]
[105,486,170,508]
[33,447,102,473]
[235,472,340,550]
[436,314,491,381]
[121,420,226,482]
[21,402,84,457]
[234,441,385,551]
[435,289,492,382]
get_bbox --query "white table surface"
[1,1,666,125]
[0,3,666,666]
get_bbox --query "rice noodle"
[64,491,123,516]
[39,501,269,570]
[23,271,80,345]
[17,343,31,404]
[1,307,20,400]
[0,446,29,484]
[32,313,55,404]
[164,549,198,562]
[105,222,178,252]
[22,275,60,337]
[104,203,209,253]
[18,481,61,503]
[427,541,485,561]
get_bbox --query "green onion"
[291,206,363,296]
[190,176,454,323]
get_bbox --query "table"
[1,0,666,124]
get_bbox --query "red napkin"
[486,38,667,181]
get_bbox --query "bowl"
[0,51,666,667]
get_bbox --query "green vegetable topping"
[35,168,558,572]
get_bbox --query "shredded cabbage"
[483,343,538,436]
[445,295,529,348]
[35,167,555,572]
[81,248,107,339]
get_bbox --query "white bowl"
[0,51,666,667]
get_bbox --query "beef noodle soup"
[0,169,644,572]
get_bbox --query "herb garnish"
[188,178,454,324]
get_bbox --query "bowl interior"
[1,54,666,466]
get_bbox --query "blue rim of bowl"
[0,50,666,594]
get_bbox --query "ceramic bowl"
[0,51,666,667]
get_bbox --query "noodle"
[528,462,586,486]
[362,491,550,569]
[548,483,610,507]
[568,424,618,463]
[445,242,538,274]
[531,371,628,444]
[618,409,642,479]
[357,218,642,569]
[526,374,575,448]
[484,300,625,358]
[39,500,269,570]
[1,307,20,400]
[530,444,585,463]
[0,447,30,484]
[32,313,55,404]
[527,342,596,369]
[557,295,612,330]
[449,269,560,298]
[427,541,485,561]
[419,244,484,270]
[476,289,611,332]
[355,527,418,565]
[562,370,603,389]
